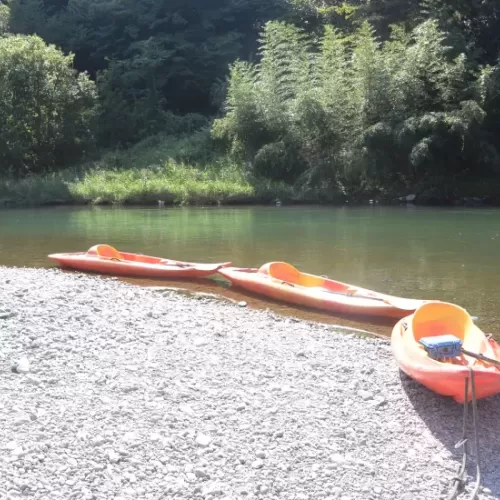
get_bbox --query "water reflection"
[1,205,500,335]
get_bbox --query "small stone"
[193,337,208,347]
[11,447,26,457]
[259,485,270,494]
[106,450,120,463]
[26,375,41,386]
[255,450,267,459]
[357,390,374,400]
[13,413,31,426]
[202,483,224,496]
[195,434,211,447]
[122,384,139,393]
[92,436,107,447]
[5,441,18,451]
[194,468,209,479]
[179,403,195,416]
[81,487,93,499]
[238,301,247,307]
[13,357,30,374]
[0,310,16,319]
[330,454,346,464]
[372,397,387,408]
[252,459,264,469]
[123,432,139,443]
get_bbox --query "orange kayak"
[391,301,500,402]
[218,262,429,318]
[48,244,231,279]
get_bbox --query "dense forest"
[1,0,500,205]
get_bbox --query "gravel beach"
[1,266,500,500]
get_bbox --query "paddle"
[461,348,500,367]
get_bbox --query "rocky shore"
[1,267,499,500]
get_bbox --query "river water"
[1,205,499,337]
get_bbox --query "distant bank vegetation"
[1,0,499,206]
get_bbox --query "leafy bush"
[0,34,97,175]
[213,19,488,195]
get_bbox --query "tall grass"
[0,132,297,207]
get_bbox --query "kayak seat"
[412,301,495,363]
[262,262,325,288]
[411,302,472,344]
[87,244,124,261]
[261,262,301,285]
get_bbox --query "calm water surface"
[1,205,500,337]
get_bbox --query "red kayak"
[392,301,500,402]
[48,244,231,279]
[218,262,429,319]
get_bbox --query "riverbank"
[2,133,500,209]
[0,134,299,209]
[1,267,499,499]
[3,168,499,209]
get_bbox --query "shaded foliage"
[9,0,289,146]
[0,34,97,175]
[2,0,500,199]
[213,19,495,196]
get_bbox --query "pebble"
[30,339,42,349]
[11,447,26,457]
[5,441,18,451]
[13,357,30,374]
[193,337,208,347]
[357,390,374,400]
[196,434,212,447]
[106,451,120,464]
[26,375,41,386]
[179,404,195,416]
[194,468,209,479]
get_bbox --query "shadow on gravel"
[399,370,500,498]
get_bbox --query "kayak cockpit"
[412,302,496,365]
[87,244,180,265]
[87,244,124,261]
[260,261,349,293]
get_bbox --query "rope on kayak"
[445,368,482,500]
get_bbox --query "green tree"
[9,0,290,146]
[213,19,488,195]
[420,0,500,65]
[0,34,97,175]
[0,3,10,34]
